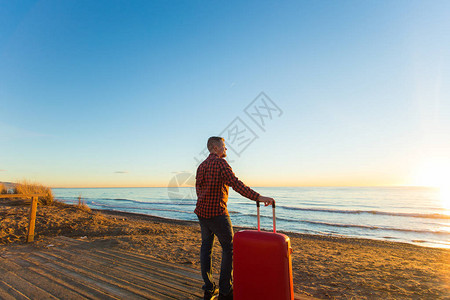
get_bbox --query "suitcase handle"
[256,201,276,233]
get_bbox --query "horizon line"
[49,185,438,189]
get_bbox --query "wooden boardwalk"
[0,237,313,299]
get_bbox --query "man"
[195,136,274,300]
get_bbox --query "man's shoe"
[204,287,219,300]
[218,291,233,300]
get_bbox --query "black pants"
[198,214,234,295]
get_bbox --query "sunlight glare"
[413,158,450,211]
[414,159,450,187]
[440,186,450,211]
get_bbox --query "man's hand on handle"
[258,196,275,206]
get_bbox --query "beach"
[1,199,449,299]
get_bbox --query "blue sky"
[1,0,449,187]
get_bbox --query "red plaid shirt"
[194,153,260,218]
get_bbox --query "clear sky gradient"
[1,0,449,188]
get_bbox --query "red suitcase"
[233,201,294,300]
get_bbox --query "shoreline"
[94,207,443,250]
[92,207,449,250]
[1,199,449,299]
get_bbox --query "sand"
[1,198,449,299]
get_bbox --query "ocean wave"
[95,197,196,205]
[59,197,195,206]
[277,206,450,220]
[237,214,450,236]
[93,204,194,215]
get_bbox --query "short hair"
[207,136,224,152]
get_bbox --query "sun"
[414,161,449,188]
[440,187,450,211]
[412,158,450,210]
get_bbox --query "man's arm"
[220,161,275,206]
[195,165,204,197]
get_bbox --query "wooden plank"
[0,257,88,300]
[56,248,204,297]
[18,256,121,300]
[26,196,38,242]
[31,251,171,299]
[0,268,59,299]
[0,280,29,300]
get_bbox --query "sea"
[53,187,450,249]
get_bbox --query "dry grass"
[0,183,6,194]
[13,180,54,205]
[77,194,91,213]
